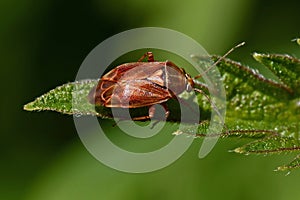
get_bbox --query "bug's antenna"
[194,42,245,79]
[191,42,245,134]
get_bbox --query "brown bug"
[88,43,244,122]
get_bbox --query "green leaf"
[276,154,300,172]
[191,53,300,171]
[211,55,294,100]
[24,51,300,172]
[24,79,110,117]
[233,136,300,154]
[253,53,300,96]
[23,79,196,122]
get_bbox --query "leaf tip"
[274,166,292,176]
[232,147,246,154]
[291,38,300,45]
[252,52,263,62]
[23,101,36,111]
[274,166,287,172]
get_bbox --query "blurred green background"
[2,0,300,199]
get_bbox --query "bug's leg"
[130,103,169,122]
[138,52,155,62]
[194,88,228,134]
[149,103,169,128]
[148,103,170,119]
[130,105,158,121]
[176,97,201,120]
[148,105,156,118]
[131,112,151,121]
[161,102,170,119]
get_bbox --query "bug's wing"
[103,62,166,83]
[102,79,172,108]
